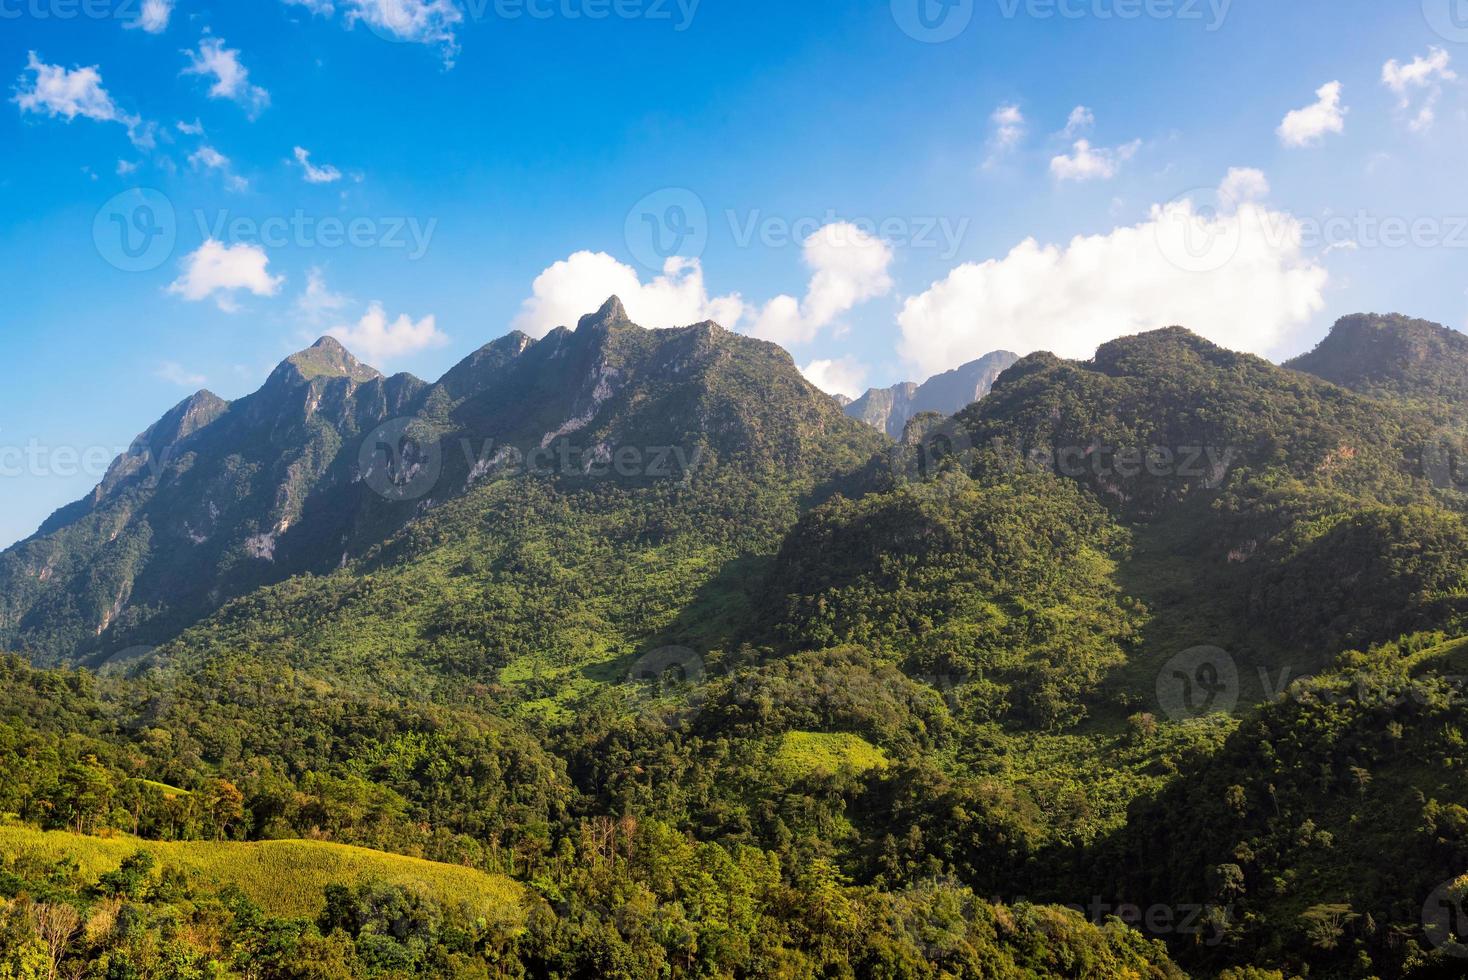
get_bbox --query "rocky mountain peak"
[577,295,631,333]
[846,351,1018,438]
[1286,313,1468,404]
[270,336,384,386]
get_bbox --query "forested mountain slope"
[3,308,1468,977]
[1287,312,1468,412]
[0,297,884,669]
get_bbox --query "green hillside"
[3,310,1468,977]
[0,825,523,922]
[1287,312,1468,414]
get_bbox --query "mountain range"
[0,297,881,666]
[2,307,1468,977]
[842,349,1020,437]
[1286,311,1468,416]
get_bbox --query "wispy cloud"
[13,52,154,147]
[295,268,352,323]
[1050,137,1141,182]
[1278,81,1346,147]
[294,146,343,183]
[1382,48,1456,133]
[188,144,249,192]
[327,302,448,363]
[156,361,207,387]
[983,103,1026,168]
[182,37,270,118]
[800,356,868,400]
[126,0,174,33]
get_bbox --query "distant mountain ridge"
[0,297,882,665]
[9,308,1465,668]
[1285,312,1468,408]
[0,335,430,663]
[5,309,1468,978]
[845,350,1019,437]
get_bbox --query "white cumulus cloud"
[182,37,270,117]
[327,302,447,364]
[512,252,744,338]
[168,240,283,312]
[128,0,174,33]
[1062,105,1095,138]
[189,145,228,169]
[1219,166,1270,204]
[896,170,1329,377]
[345,0,463,65]
[296,268,352,323]
[13,52,152,146]
[189,144,248,191]
[14,53,117,121]
[984,103,1026,168]
[513,223,893,350]
[1277,81,1346,147]
[747,222,894,346]
[1382,48,1456,133]
[800,357,868,400]
[294,146,343,183]
[156,361,207,387]
[1050,137,1141,181]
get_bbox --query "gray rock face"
[0,296,883,664]
[845,351,1020,437]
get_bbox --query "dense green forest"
[2,307,1467,977]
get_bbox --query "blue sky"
[2,0,1466,547]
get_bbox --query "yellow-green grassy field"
[773,731,889,780]
[0,825,524,924]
